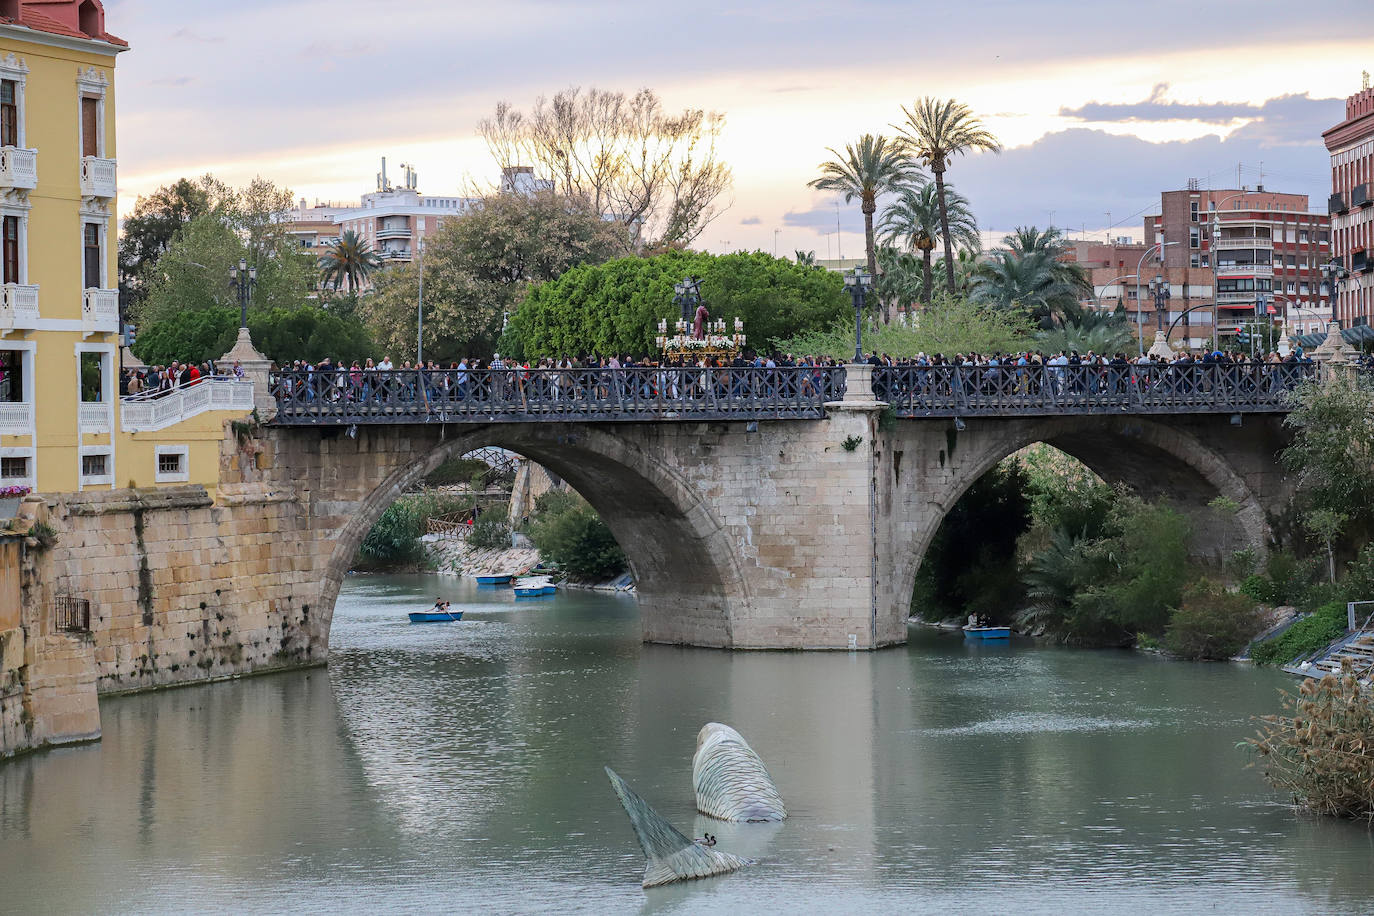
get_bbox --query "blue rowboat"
[513,576,557,598]
[475,574,513,586]
[963,625,1011,640]
[409,609,463,623]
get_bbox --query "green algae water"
[2,574,1372,914]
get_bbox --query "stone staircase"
[1283,630,1374,680]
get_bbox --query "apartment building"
[1323,79,1374,327]
[0,1,252,496]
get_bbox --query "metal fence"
[54,596,91,633]
[873,362,1319,417]
[271,367,846,425]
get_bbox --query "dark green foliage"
[1018,490,1192,646]
[132,308,238,366]
[912,461,1030,622]
[527,491,627,581]
[1249,602,1349,666]
[246,306,374,365]
[133,305,373,367]
[1282,374,1374,546]
[507,250,848,357]
[1240,550,1321,607]
[467,506,512,550]
[356,491,471,570]
[1164,579,1265,660]
[424,457,495,488]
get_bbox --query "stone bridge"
[33,363,1299,715]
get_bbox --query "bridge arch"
[886,413,1288,628]
[309,423,753,651]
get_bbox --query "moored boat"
[513,576,558,597]
[409,608,463,622]
[962,625,1011,640]
[475,574,513,586]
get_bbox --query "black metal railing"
[271,366,846,425]
[54,596,91,633]
[873,362,1318,417]
[1330,192,1348,214]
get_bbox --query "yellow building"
[1,1,251,501]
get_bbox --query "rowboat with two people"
[962,613,1010,640]
[409,599,464,623]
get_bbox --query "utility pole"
[416,237,424,364]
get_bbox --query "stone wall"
[1,501,101,760]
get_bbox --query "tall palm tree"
[879,181,979,305]
[970,250,1083,328]
[794,249,818,267]
[1001,224,1093,307]
[894,97,1001,296]
[320,229,382,293]
[875,246,927,319]
[807,134,912,320]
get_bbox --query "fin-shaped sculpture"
[692,723,787,822]
[604,766,754,888]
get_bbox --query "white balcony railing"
[0,147,37,190]
[1216,264,1274,279]
[120,378,255,432]
[79,155,116,199]
[0,401,33,435]
[1214,235,1272,250]
[78,402,111,434]
[375,226,411,240]
[0,283,38,331]
[1216,291,1265,304]
[82,287,118,335]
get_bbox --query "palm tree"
[807,134,913,320]
[970,250,1083,328]
[320,230,382,293]
[894,97,1001,296]
[794,249,818,267]
[1001,224,1093,309]
[874,246,927,319]
[879,181,978,306]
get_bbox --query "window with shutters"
[83,223,101,289]
[3,216,17,284]
[0,80,16,148]
[81,96,98,157]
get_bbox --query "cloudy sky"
[104,0,1368,254]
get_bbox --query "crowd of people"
[120,361,246,397]
[267,346,1328,408]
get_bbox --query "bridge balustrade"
[873,362,1318,417]
[270,366,846,425]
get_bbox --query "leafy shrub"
[467,506,512,550]
[1239,550,1321,607]
[527,491,626,581]
[356,491,470,569]
[425,457,495,488]
[1249,602,1349,666]
[1163,579,1265,660]
[1248,663,1374,821]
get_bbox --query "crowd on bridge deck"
[120,361,246,398]
[264,343,1356,408]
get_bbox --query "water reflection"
[0,575,1371,914]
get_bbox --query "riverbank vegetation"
[355,490,472,571]
[1248,665,1374,822]
[524,491,627,582]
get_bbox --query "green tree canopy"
[360,190,629,362]
[132,305,373,367]
[773,294,1032,360]
[506,250,849,358]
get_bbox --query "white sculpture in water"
[605,766,754,888]
[692,723,787,823]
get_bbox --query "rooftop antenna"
[1364,70,1370,91]
[835,202,843,260]
[1104,211,1111,243]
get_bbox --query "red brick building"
[1323,83,1374,327]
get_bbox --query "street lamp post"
[1135,242,1177,357]
[844,267,872,363]
[417,238,424,364]
[1090,273,1138,310]
[228,257,257,329]
[1152,273,1171,331]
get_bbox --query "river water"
[3,575,1372,914]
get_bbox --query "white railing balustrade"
[79,155,116,198]
[0,283,39,330]
[120,379,255,432]
[0,147,37,190]
[82,288,119,334]
[0,401,33,435]
[78,402,111,434]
